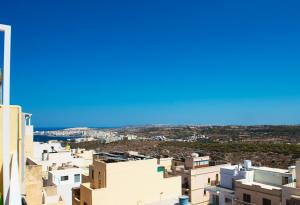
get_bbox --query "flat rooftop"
[221,165,239,170]
[205,186,235,195]
[49,167,83,174]
[284,182,297,188]
[252,166,289,174]
[237,179,282,190]
[94,151,152,163]
[145,198,179,205]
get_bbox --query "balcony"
[234,199,256,205]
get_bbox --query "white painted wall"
[220,166,254,189]
[48,168,83,205]
[253,169,293,186]
[33,142,63,161]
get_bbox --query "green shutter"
[157,166,165,173]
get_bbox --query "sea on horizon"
[33,135,81,142]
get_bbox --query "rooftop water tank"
[288,165,296,173]
[244,160,252,170]
[179,195,189,205]
[191,153,199,158]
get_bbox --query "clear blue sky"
[1,0,300,127]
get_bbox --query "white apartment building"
[207,160,296,205]
[206,160,254,205]
[32,142,93,172]
[47,167,84,205]
[234,165,295,205]
[28,142,94,205]
[33,141,64,161]
[282,160,300,205]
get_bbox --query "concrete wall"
[48,169,83,205]
[254,169,292,186]
[157,158,173,172]
[0,105,22,194]
[42,186,65,205]
[37,152,76,172]
[80,159,181,205]
[297,161,300,188]
[185,156,210,170]
[33,142,63,161]
[89,159,106,189]
[25,125,34,158]
[189,165,224,205]
[282,184,300,205]
[24,164,43,205]
[220,167,254,189]
[235,181,282,205]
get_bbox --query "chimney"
[296,160,300,188]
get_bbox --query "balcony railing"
[234,199,256,205]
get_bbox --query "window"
[84,202,88,205]
[216,174,219,183]
[225,198,232,203]
[204,189,206,196]
[200,160,209,165]
[232,179,235,190]
[74,174,80,183]
[208,178,211,184]
[213,195,220,205]
[91,169,94,179]
[98,172,101,187]
[263,198,271,205]
[283,177,289,185]
[61,176,69,181]
[157,166,165,173]
[243,194,251,203]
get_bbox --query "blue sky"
[1,0,300,127]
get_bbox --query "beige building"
[282,160,300,205]
[234,166,295,205]
[73,151,182,205]
[0,105,22,195]
[0,105,65,205]
[235,180,282,205]
[0,106,34,197]
[173,153,230,205]
[24,113,34,158]
[24,158,43,205]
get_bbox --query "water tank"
[288,165,296,173]
[191,153,199,158]
[179,195,189,205]
[244,160,252,170]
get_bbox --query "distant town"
[34,125,300,170]
[19,124,300,205]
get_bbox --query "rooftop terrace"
[93,151,152,163]
[252,166,289,174]
[236,179,282,190]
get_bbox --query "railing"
[234,199,256,205]
[210,180,219,186]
